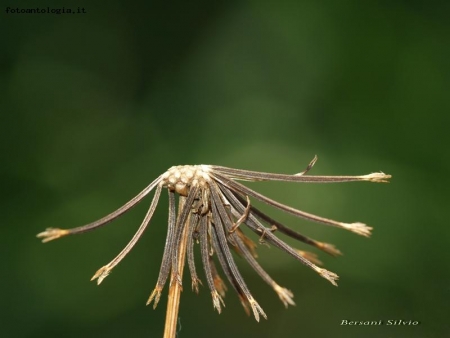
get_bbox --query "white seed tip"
[249,298,267,322]
[274,284,295,308]
[91,266,111,285]
[317,268,339,286]
[192,278,203,294]
[36,228,69,243]
[146,288,162,309]
[342,222,373,237]
[362,172,392,183]
[211,291,225,314]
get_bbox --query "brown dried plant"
[37,156,391,337]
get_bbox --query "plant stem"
[163,197,189,338]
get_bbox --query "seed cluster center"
[161,165,211,196]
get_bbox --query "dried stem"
[164,197,189,338]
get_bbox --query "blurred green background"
[2,1,449,337]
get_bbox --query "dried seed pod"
[37,157,391,330]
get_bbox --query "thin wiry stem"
[91,184,163,285]
[218,189,295,307]
[210,218,251,316]
[231,191,342,256]
[37,176,163,242]
[211,172,372,237]
[211,159,390,183]
[231,230,295,307]
[210,183,267,321]
[219,185,339,286]
[294,155,318,176]
[199,214,224,313]
[208,254,228,298]
[219,193,295,307]
[187,213,202,293]
[147,189,177,308]
[229,196,251,233]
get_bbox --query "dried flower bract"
[38,156,391,324]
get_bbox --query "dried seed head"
[162,165,211,196]
[37,157,391,329]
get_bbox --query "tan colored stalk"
[164,197,189,338]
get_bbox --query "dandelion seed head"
[37,157,390,331]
